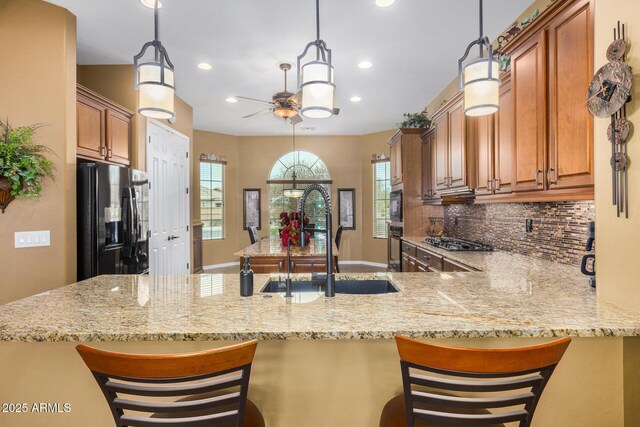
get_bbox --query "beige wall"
[362,130,395,264]
[0,0,76,304]
[595,0,640,312]
[193,130,396,266]
[193,131,240,265]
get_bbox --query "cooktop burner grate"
[424,237,493,252]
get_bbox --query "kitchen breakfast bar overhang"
[1,255,640,426]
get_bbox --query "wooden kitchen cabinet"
[430,93,474,196]
[511,31,546,193]
[473,74,514,198]
[421,129,437,200]
[389,132,403,185]
[546,0,594,190]
[193,223,203,273]
[77,85,132,166]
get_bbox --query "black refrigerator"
[77,162,149,281]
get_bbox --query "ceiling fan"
[235,63,339,124]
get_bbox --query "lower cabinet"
[193,223,203,273]
[239,256,335,274]
[401,241,476,273]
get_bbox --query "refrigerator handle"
[122,188,136,258]
[131,187,140,246]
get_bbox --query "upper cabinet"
[429,94,474,196]
[421,129,436,200]
[511,31,547,193]
[77,85,133,166]
[546,0,594,190]
[389,131,403,186]
[509,0,593,198]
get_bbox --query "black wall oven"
[390,190,402,222]
[388,224,403,272]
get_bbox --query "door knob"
[168,235,180,241]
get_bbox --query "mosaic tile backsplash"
[444,201,595,266]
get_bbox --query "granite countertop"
[234,237,339,258]
[2,253,640,342]
[402,236,526,272]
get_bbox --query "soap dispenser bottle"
[240,256,254,297]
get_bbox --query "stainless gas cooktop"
[424,237,493,252]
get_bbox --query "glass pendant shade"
[274,106,297,119]
[138,62,175,119]
[300,61,335,119]
[463,58,499,116]
[284,188,305,198]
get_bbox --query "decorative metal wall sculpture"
[587,22,633,218]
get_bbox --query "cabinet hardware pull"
[535,169,543,186]
[494,178,501,191]
[547,168,558,186]
[100,146,106,157]
[487,180,491,192]
[107,148,113,158]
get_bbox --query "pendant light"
[458,0,500,117]
[296,0,335,119]
[134,0,175,120]
[284,124,305,198]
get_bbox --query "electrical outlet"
[14,231,50,248]
[525,219,533,233]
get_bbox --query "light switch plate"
[14,230,50,248]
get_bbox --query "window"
[268,151,331,236]
[373,160,391,238]
[200,161,225,240]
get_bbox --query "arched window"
[268,151,331,236]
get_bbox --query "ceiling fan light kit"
[458,0,500,117]
[134,0,176,120]
[297,0,336,119]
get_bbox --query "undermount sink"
[261,277,399,295]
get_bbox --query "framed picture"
[338,188,356,230]
[243,189,261,230]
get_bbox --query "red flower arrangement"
[279,211,311,246]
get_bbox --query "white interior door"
[147,120,190,275]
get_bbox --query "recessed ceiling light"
[375,0,395,7]
[225,97,238,103]
[350,96,362,102]
[197,62,212,70]
[139,0,163,9]
[358,60,373,69]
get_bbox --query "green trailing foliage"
[398,112,432,129]
[0,120,55,198]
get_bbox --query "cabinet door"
[511,31,546,192]
[77,94,105,160]
[246,257,284,274]
[434,113,449,192]
[421,131,434,200]
[473,114,494,196]
[547,0,593,190]
[494,76,514,194]
[401,253,409,273]
[448,99,467,189]
[395,139,403,184]
[106,109,131,166]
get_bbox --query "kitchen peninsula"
[234,237,339,273]
[1,255,640,426]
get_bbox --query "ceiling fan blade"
[288,91,302,107]
[242,109,272,119]
[289,114,303,125]
[235,96,275,105]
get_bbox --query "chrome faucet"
[299,184,336,297]
[285,237,293,298]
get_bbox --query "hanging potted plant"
[0,120,55,213]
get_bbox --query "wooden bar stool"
[76,340,264,427]
[380,335,571,427]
